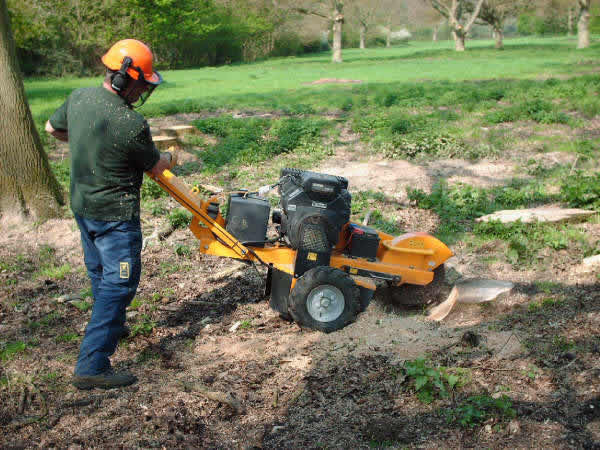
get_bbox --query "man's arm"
[45,120,69,142]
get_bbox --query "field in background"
[27,36,599,126]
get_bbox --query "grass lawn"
[26,36,600,126]
[31,34,600,252]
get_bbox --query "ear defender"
[111,56,133,92]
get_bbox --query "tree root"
[180,380,245,415]
[8,382,48,430]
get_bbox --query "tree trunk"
[332,9,343,63]
[577,3,590,49]
[454,32,465,51]
[0,0,63,220]
[433,24,438,42]
[568,8,574,36]
[494,27,503,50]
[386,17,391,48]
[359,23,366,49]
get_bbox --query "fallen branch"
[468,365,517,371]
[362,210,373,226]
[208,263,246,282]
[142,224,175,251]
[180,380,245,415]
[17,387,28,415]
[8,383,48,430]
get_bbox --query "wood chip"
[427,286,458,321]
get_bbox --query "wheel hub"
[306,285,344,323]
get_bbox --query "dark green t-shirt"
[49,87,160,221]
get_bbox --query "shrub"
[375,92,400,107]
[168,208,193,229]
[195,116,325,171]
[474,220,587,266]
[383,132,464,159]
[390,117,413,134]
[486,109,519,124]
[446,394,516,428]
[141,177,168,200]
[560,171,600,210]
[130,315,156,338]
[403,359,461,404]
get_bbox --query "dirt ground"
[1,116,600,449]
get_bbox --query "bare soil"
[1,116,599,449]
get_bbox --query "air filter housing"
[225,193,270,246]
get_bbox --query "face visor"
[128,68,163,109]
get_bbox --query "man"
[46,39,173,390]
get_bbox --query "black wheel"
[288,267,360,333]
[383,265,446,306]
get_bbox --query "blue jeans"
[74,214,142,376]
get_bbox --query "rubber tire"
[386,265,446,306]
[288,266,360,333]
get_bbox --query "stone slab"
[476,208,595,224]
[162,125,198,137]
[152,135,178,150]
[455,279,514,304]
[583,254,600,267]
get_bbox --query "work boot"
[72,368,137,390]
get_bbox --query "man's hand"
[150,152,173,176]
[165,146,179,169]
[45,120,68,142]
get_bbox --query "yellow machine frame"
[149,169,453,293]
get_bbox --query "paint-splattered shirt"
[49,86,160,221]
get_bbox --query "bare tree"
[347,0,383,49]
[291,1,345,62]
[0,0,63,219]
[375,0,413,48]
[568,6,575,35]
[577,0,590,49]
[428,0,485,51]
[470,0,524,49]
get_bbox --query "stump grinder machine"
[149,167,453,332]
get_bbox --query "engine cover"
[278,168,351,251]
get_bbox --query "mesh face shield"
[128,67,162,109]
[131,82,156,108]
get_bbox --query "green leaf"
[415,375,429,391]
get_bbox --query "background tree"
[346,0,382,49]
[577,0,591,48]
[428,0,486,51]
[374,0,413,47]
[470,0,525,49]
[289,0,345,62]
[0,0,63,219]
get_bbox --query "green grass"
[28,36,600,260]
[55,332,79,343]
[70,300,92,312]
[0,341,29,361]
[26,37,600,129]
[34,263,71,280]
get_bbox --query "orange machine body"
[149,170,453,293]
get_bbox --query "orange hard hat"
[101,39,162,85]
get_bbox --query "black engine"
[276,168,351,252]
